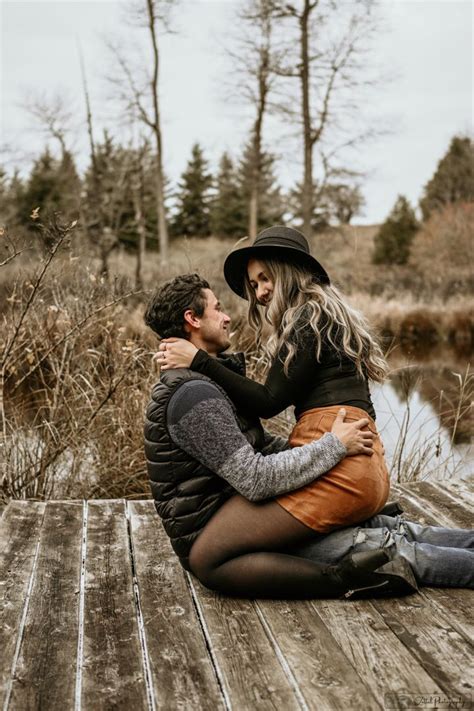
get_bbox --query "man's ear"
[183,309,200,331]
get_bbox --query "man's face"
[196,289,231,354]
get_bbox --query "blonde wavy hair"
[244,257,388,382]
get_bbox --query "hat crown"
[254,226,309,254]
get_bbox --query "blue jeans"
[291,515,474,588]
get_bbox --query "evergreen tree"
[4,171,26,229]
[321,182,365,225]
[211,152,245,237]
[18,148,80,230]
[237,142,284,231]
[288,176,365,232]
[420,135,474,220]
[0,168,12,225]
[372,195,419,265]
[171,143,213,237]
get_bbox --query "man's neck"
[189,337,217,358]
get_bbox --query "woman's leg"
[189,494,388,598]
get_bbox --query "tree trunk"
[248,1,271,240]
[146,0,169,265]
[133,164,147,290]
[249,118,262,239]
[300,0,313,238]
[249,189,258,239]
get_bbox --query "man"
[144,274,473,595]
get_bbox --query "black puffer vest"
[144,353,265,570]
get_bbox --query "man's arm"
[166,380,346,502]
[260,428,290,455]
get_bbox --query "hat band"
[254,236,307,251]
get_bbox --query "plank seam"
[254,602,310,711]
[184,572,232,711]
[125,501,157,711]
[74,500,88,711]
[2,537,42,711]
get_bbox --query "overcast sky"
[1,0,472,223]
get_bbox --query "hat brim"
[224,244,330,299]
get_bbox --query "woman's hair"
[244,257,388,382]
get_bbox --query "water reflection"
[372,346,472,481]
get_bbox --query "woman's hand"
[331,408,375,456]
[155,338,198,370]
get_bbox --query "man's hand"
[331,408,375,456]
[155,338,198,370]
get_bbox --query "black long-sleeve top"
[190,323,376,421]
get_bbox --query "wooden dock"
[1,481,473,710]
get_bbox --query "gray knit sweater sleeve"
[167,381,346,502]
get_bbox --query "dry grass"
[0,221,472,502]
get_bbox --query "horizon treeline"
[0,0,472,281]
[0,135,367,241]
[1,133,472,260]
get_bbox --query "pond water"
[372,348,472,482]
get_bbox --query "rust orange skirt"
[277,405,390,533]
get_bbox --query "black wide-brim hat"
[223,225,330,299]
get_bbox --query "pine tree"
[420,135,474,220]
[372,195,419,265]
[171,143,213,237]
[238,143,284,231]
[211,153,245,237]
[19,148,80,229]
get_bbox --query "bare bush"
[409,202,474,293]
[0,217,152,501]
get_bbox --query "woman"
[157,226,401,597]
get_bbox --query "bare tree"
[79,46,119,278]
[22,91,75,159]
[230,1,277,239]
[270,0,380,237]
[131,140,150,289]
[107,0,174,263]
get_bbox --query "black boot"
[328,549,419,599]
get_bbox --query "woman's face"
[247,259,274,305]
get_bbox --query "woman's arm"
[189,337,315,418]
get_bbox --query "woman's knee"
[188,535,223,589]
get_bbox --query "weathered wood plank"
[189,577,302,710]
[81,500,148,710]
[7,501,83,710]
[128,501,225,710]
[422,585,474,644]
[374,483,473,700]
[404,482,474,643]
[390,483,474,645]
[372,594,473,701]
[391,484,455,527]
[255,599,381,710]
[405,481,473,526]
[315,597,445,705]
[429,481,474,520]
[0,501,45,707]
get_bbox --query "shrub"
[372,196,419,265]
[409,202,474,294]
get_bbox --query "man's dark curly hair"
[144,273,210,339]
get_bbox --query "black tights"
[189,495,340,599]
